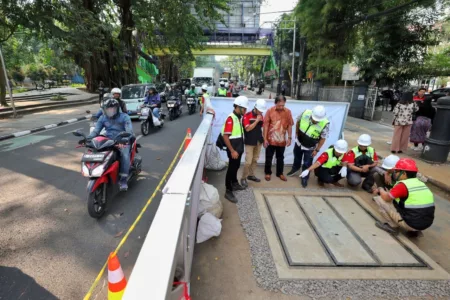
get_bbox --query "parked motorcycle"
[186,97,197,115]
[139,104,164,136]
[167,95,182,121]
[73,130,142,219]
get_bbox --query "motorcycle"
[186,97,197,115]
[167,95,182,121]
[73,130,142,219]
[138,104,164,136]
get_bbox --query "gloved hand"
[300,170,310,178]
[339,166,348,177]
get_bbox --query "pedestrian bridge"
[152,44,271,56]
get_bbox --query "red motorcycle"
[73,131,142,218]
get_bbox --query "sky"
[259,0,297,28]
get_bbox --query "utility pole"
[276,18,296,96]
[0,46,16,117]
[277,27,282,95]
[291,19,296,98]
[296,37,306,100]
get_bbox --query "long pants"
[373,196,417,231]
[152,107,160,118]
[292,144,313,180]
[314,166,343,183]
[265,145,285,176]
[391,125,412,152]
[119,146,131,178]
[347,166,383,190]
[242,142,262,179]
[226,150,242,191]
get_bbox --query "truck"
[193,67,220,96]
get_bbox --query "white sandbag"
[196,213,222,243]
[205,143,227,171]
[198,182,223,218]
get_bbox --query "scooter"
[186,97,197,115]
[73,130,142,219]
[167,95,182,121]
[139,104,164,136]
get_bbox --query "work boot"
[406,231,423,238]
[225,190,238,203]
[247,176,261,183]
[375,221,398,235]
[119,176,128,191]
[240,179,248,188]
[287,168,300,177]
[232,183,246,191]
[301,178,308,188]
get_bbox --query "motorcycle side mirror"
[72,130,85,137]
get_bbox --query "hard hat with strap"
[298,110,329,148]
[322,148,343,169]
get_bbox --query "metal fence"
[124,114,214,300]
[318,87,354,102]
[364,87,379,121]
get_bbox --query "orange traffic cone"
[108,252,127,300]
[185,128,192,150]
[269,93,272,99]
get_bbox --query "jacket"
[88,112,133,140]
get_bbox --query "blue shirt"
[144,94,160,105]
[88,112,133,140]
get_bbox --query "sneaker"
[247,176,261,182]
[232,183,246,191]
[387,141,392,145]
[413,147,420,151]
[406,231,423,238]
[240,179,248,188]
[119,177,128,191]
[287,169,300,177]
[225,190,238,203]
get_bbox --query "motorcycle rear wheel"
[141,121,149,136]
[87,184,107,219]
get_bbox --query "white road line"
[136,135,143,141]
[67,118,79,123]
[14,130,32,137]
[64,128,84,134]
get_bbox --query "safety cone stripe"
[108,268,125,284]
[109,276,127,293]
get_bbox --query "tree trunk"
[0,57,7,107]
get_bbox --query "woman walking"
[410,99,435,151]
[391,92,418,154]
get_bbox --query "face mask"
[106,107,116,117]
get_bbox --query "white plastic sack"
[196,213,222,243]
[205,143,227,171]
[198,182,223,218]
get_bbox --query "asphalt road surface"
[0,107,202,299]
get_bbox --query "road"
[0,106,201,299]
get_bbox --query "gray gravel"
[234,187,450,299]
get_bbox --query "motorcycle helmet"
[201,84,208,91]
[103,98,120,118]
[111,87,121,98]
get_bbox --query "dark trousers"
[226,150,242,191]
[314,166,342,183]
[292,144,313,180]
[265,145,285,176]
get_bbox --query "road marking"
[14,130,31,137]
[136,134,142,140]
[83,135,187,300]
[64,128,84,134]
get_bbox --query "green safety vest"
[221,113,243,140]
[322,148,343,169]
[188,90,196,96]
[218,88,227,96]
[352,146,375,160]
[299,110,329,139]
[394,178,434,209]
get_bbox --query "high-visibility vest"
[394,178,434,209]
[321,148,343,169]
[352,146,375,160]
[221,113,243,140]
[201,92,209,105]
[299,110,329,139]
[218,88,227,96]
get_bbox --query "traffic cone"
[269,93,272,99]
[185,128,192,151]
[108,252,127,300]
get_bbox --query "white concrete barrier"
[124,114,214,300]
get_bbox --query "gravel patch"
[234,187,450,299]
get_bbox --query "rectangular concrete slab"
[295,196,377,266]
[265,195,332,266]
[325,196,423,266]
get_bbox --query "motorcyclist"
[186,84,197,97]
[217,81,227,97]
[88,98,134,191]
[144,87,162,119]
[95,87,127,119]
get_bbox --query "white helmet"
[234,96,249,109]
[334,139,348,154]
[111,87,121,95]
[312,105,326,122]
[225,82,229,88]
[220,81,225,86]
[357,134,372,146]
[381,155,400,170]
[255,99,267,113]
[201,84,208,91]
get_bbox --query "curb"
[0,114,92,142]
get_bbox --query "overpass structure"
[152,43,271,56]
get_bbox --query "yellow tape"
[83,137,187,300]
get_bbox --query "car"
[429,88,450,102]
[121,84,155,119]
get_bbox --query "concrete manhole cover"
[254,190,450,280]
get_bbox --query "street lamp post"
[275,18,296,96]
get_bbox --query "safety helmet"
[111,87,121,95]
[201,84,208,91]
[381,155,400,170]
[234,96,249,109]
[149,87,157,93]
[312,105,326,122]
[334,139,348,154]
[393,158,418,172]
[220,81,225,86]
[191,83,195,87]
[357,134,372,146]
[255,99,267,113]
[103,98,120,118]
